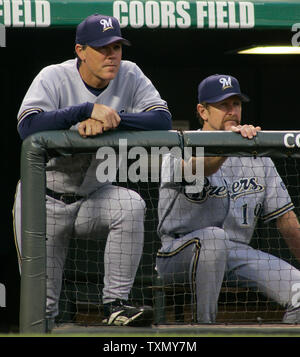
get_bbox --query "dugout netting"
[19,130,300,333]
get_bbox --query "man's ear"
[197,103,208,122]
[75,44,86,62]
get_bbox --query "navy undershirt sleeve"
[18,102,94,140]
[119,110,172,131]
[18,104,172,140]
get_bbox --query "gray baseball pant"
[14,182,146,319]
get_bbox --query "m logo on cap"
[100,18,113,32]
[219,77,232,90]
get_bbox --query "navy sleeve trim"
[262,202,295,222]
[144,104,171,113]
[18,107,44,125]
[17,102,94,140]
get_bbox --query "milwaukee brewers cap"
[76,14,131,47]
[198,74,249,103]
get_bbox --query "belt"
[46,188,84,205]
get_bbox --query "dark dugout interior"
[1,26,299,331]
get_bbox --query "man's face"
[198,95,242,131]
[76,41,122,88]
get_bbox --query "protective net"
[18,131,300,332]
[54,153,300,325]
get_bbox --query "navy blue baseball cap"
[76,14,130,47]
[198,74,249,103]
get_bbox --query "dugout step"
[151,276,285,324]
[72,294,285,326]
[74,301,104,325]
[58,279,285,325]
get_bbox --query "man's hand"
[197,124,261,175]
[230,124,261,139]
[78,118,104,138]
[91,103,121,131]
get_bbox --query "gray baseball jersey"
[158,154,294,245]
[17,59,169,195]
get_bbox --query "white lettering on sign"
[114,1,255,29]
[283,133,300,148]
[114,0,191,29]
[196,1,254,29]
[291,23,300,46]
[0,0,50,27]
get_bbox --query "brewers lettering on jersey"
[13,14,171,331]
[156,74,300,324]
